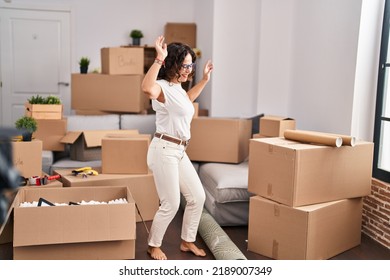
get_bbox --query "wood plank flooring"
[136,208,390,260]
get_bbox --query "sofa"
[42,113,252,226]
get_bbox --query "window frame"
[373,0,390,183]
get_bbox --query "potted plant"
[79,57,90,74]
[130,29,143,46]
[15,116,38,141]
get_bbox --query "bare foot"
[180,241,206,257]
[147,246,167,260]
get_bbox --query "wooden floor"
[136,208,390,260]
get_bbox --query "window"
[373,0,390,183]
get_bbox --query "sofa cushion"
[198,160,252,203]
[203,187,250,226]
[120,114,156,135]
[66,114,120,131]
[42,150,54,174]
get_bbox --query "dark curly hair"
[157,42,196,82]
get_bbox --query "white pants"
[147,137,205,247]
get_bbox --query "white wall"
[256,0,294,117]
[0,0,385,140]
[1,0,196,72]
[289,0,362,135]
[193,0,214,112]
[352,0,384,141]
[254,0,384,141]
[207,0,260,118]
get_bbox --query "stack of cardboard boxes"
[2,128,159,259]
[54,131,159,225]
[14,101,67,179]
[72,46,151,114]
[247,116,374,259]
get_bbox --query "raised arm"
[187,59,214,102]
[141,36,168,101]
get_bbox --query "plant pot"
[22,131,33,142]
[80,66,88,74]
[132,38,141,46]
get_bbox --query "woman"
[141,35,213,260]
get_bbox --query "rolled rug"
[284,129,343,147]
[198,208,247,260]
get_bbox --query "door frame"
[0,2,73,125]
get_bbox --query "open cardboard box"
[60,129,138,161]
[54,168,158,223]
[0,186,136,260]
[25,102,63,120]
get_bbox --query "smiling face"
[157,42,196,84]
[176,53,194,83]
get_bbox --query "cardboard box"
[248,196,363,260]
[25,103,63,120]
[248,137,374,206]
[164,22,196,48]
[260,115,296,137]
[186,117,252,163]
[54,169,158,222]
[143,46,156,72]
[60,130,138,161]
[33,118,67,151]
[71,74,149,113]
[12,140,42,178]
[9,186,136,260]
[101,47,144,75]
[252,133,267,139]
[193,102,199,118]
[102,134,150,174]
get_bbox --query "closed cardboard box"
[71,74,149,113]
[9,186,136,260]
[101,47,144,75]
[260,115,296,137]
[186,117,252,164]
[102,134,150,174]
[248,137,374,207]
[33,118,67,151]
[60,130,138,161]
[248,196,363,260]
[12,140,42,178]
[164,22,196,48]
[54,169,158,223]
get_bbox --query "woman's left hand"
[203,60,214,82]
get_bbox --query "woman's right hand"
[155,36,168,60]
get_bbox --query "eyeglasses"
[181,63,195,70]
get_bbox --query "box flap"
[0,195,17,244]
[60,131,83,144]
[60,130,138,147]
[103,133,150,140]
[262,115,294,121]
[83,130,138,147]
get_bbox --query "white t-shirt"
[152,79,195,140]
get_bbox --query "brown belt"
[154,132,190,147]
